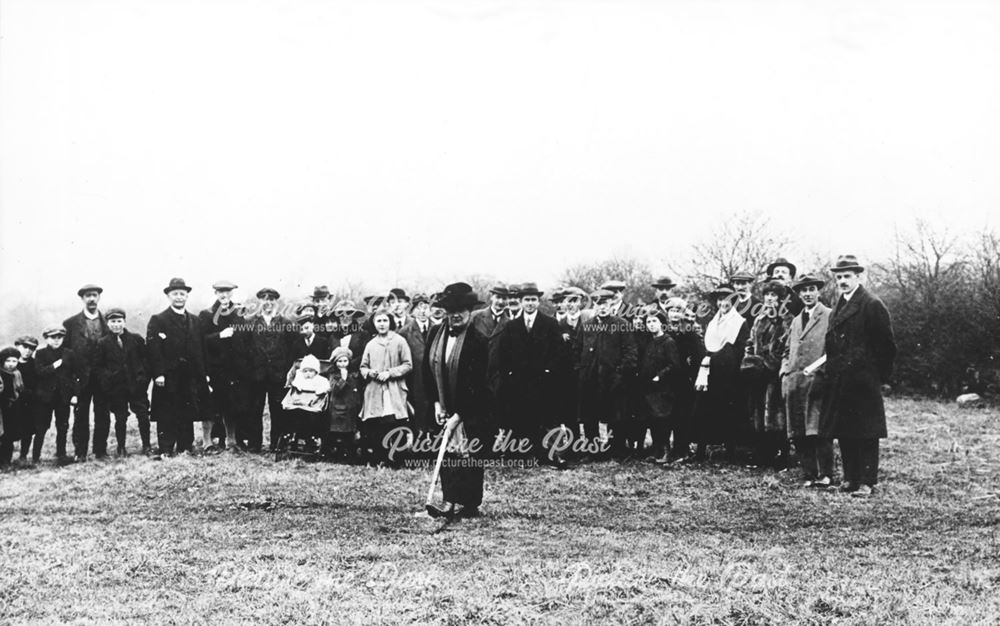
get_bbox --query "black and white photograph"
[1,1,998,623]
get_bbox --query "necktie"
[801,310,810,328]
[117,336,123,349]
[526,317,532,333]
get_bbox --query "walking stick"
[425,414,461,515]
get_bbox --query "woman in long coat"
[691,284,750,461]
[745,281,790,468]
[359,311,412,465]
[660,298,704,463]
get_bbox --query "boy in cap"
[13,336,39,465]
[63,283,110,462]
[33,326,82,464]
[94,308,152,456]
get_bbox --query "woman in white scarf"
[691,284,750,462]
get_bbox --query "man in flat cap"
[424,283,491,519]
[818,255,896,497]
[577,289,638,461]
[63,283,110,461]
[470,282,511,451]
[94,308,151,456]
[311,285,337,341]
[245,287,296,452]
[496,283,565,467]
[554,287,588,444]
[729,271,759,325]
[147,278,208,456]
[199,280,253,453]
[600,280,628,318]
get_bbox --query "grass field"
[1,396,998,625]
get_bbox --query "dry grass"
[1,397,998,625]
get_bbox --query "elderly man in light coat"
[780,274,833,488]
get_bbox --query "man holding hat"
[780,273,833,488]
[199,280,253,452]
[63,283,110,462]
[576,288,638,460]
[147,278,208,456]
[818,255,896,497]
[496,282,565,466]
[94,308,151,456]
[424,282,491,519]
[245,287,296,452]
[33,325,81,464]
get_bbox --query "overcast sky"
[2,0,999,310]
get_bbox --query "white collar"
[170,306,186,316]
[83,309,100,320]
[523,311,537,324]
[842,285,860,302]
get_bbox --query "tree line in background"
[3,211,997,398]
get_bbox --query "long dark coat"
[244,314,296,386]
[496,312,563,431]
[34,346,82,406]
[397,318,433,431]
[819,285,896,439]
[470,307,510,396]
[637,333,682,422]
[199,302,253,385]
[146,308,207,423]
[576,315,638,425]
[94,330,149,400]
[291,334,331,361]
[691,320,750,444]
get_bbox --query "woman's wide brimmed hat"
[829,254,865,273]
[433,282,484,313]
[332,300,365,318]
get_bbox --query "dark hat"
[506,283,523,298]
[651,276,677,290]
[709,283,736,297]
[77,283,103,297]
[645,309,669,325]
[767,257,797,278]
[829,254,865,273]
[163,278,193,295]
[367,295,387,309]
[42,325,67,338]
[760,281,789,298]
[14,335,39,349]
[600,280,626,292]
[256,287,280,300]
[488,282,510,296]
[296,312,316,325]
[312,285,331,300]
[0,346,20,362]
[106,307,127,320]
[296,303,318,318]
[212,280,238,291]
[411,293,431,305]
[729,271,755,284]
[590,288,615,303]
[389,288,410,302]
[562,286,587,300]
[333,300,364,318]
[432,282,484,313]
[792,273,826,291]
[549,287,566,303]
[518,282,544,297]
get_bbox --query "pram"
[275,358,333,461]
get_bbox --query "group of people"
[0,253,896,518]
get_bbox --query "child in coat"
[32,326,81,464]
[94,308,152,456]
[326,346,362,462]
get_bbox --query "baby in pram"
[278,354,331,457]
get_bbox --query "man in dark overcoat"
[398,293,434,436]
[496,282,564,466]
[819,255,896,497]
[199,280,253,452]
[577,289,638,460]
[147,278,208,456]
[470,282,511,453]
[63,283,110,461]
[424,283,491,519]
[245,287,296,452]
